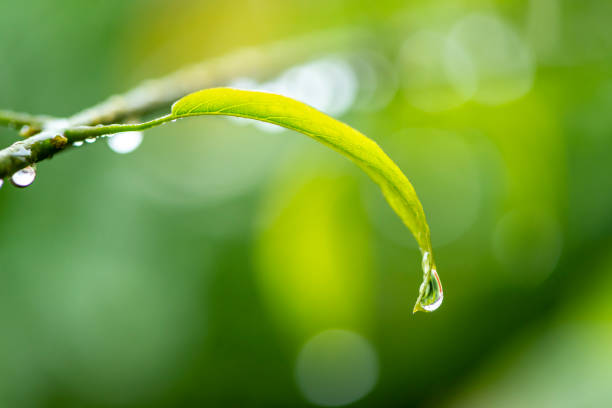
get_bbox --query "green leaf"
[171,88,442,313]
[65,87,443,313]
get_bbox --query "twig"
[0,28,367,179]
[66,28,366,127]
[0,118,170,178]
[0,110,55,133]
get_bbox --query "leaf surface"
[174,89,429,246]
[171,88,442,312]
[67,87,443,312]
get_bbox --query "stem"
[0,115,173,179]
[65,115,173,138]
[0,110,53,131]
[0,27,368,179]
[66,28,365,127]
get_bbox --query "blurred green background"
[2,0,612,407]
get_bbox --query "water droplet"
[414,251,444,312]
[85,137,96,144]
[418,269,443,312]
[0,179,4,189]
[72,141,84,147]
[107,131,143,154]
[10,166,36,188]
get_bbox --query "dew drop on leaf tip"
[414,251,444,313]
[419,269,443,312]
[10,166,36,188]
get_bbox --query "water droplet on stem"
[10,166,36,188]
[73,141,84,147]
[107,131,143,154]
[85,137,96,144]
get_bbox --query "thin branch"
[0,117,173,178]
[0,110,55,132]
[0,27,368,179]
[66,28,366,127]
[65,116,173,139]
[0,131,69,178]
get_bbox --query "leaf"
[65,87,443,313]
[171,88,442,313]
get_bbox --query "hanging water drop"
[10,166,36,188]
[85,137,96,144]
[418,269,443,312]
[73,141,84,147]
[107,131,143,154]
[413,251,444,313]
[0,178,4,189]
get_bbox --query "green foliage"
[172,89,431,249]
[170,88,442,312]
[1,88,442,312]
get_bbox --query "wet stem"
[0,28,362,179]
